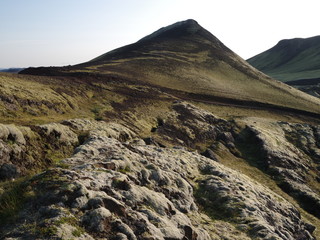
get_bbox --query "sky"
[0,0,319,68]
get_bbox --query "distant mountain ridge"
[247,35,320,82]
[0,68,25,73]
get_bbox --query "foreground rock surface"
[238,118,320,219]
[0,119,315,239]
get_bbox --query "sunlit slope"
[247,36,320,82]
[0,73,118,124]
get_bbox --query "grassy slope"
[57,21,320,115]
[0,73,129,125]
[0,72,185,133]
[0,73,87,124]
[247,36,320,82]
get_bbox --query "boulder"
[0,163,19,180]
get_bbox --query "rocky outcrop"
[237,119,320,219]
[61,119,136,141]
[0,119,135,179]
[154,101,235,148]
[0,123,77,178]
[0,124,35,179]
[0,121,315,239]
[1,103,320,239]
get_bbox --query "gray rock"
[115,233,128,240]
[33,123,78,145]
[0,124,26,145]
[112,219,137,240]
[242,120,320,220]
[156,101,230,147]
[82,207,112,232]
[0,163,18,180]
[201,148,218,161]
[85,197,104,210]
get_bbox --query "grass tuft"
[0,177,35,224]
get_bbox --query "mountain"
[21,20,320,116]
[247,36,320,98]
[247,36,320,82]
[1,20,320,239]
[0,68,25,73]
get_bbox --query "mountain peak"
[87,19,226,63]
[138,19,203,42]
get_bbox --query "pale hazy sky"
[0,0,319,68]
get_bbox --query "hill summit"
[138,19,203,41]
[89,19,231,63]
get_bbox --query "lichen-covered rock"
[0,124,26,145]
[196,172,312,239]
[81,207,112,232]
[0,119,136,179]
[0,103,319,239]
[0,124,30,177]
[61,119,136,141]
[0,122,78,177]
[155,101,233,147]
[238,119,320,219]
[1,127,315,239]
[32,123,78,145]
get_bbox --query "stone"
[33,123,78,145]
[112,219,137,240]
[201,149,218,161]
[81,207,112,232]
[155,101,230,147]
[85,197,104,210]
[241,120,320,219]
[103,196,127,217]
[0,163,18,180]
[0,124,26,145]
[219,132,235,143]
[115,233,128,240]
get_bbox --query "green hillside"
[247,36,320,82]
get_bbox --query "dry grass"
[191,101,320,125]
[0,73,129,125]
[0,176,35,225]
